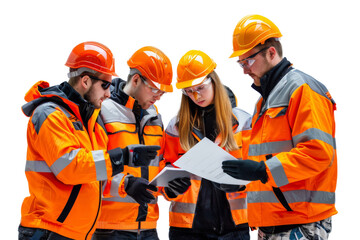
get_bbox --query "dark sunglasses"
[89,76,112,90]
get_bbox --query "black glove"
[222,160,268,184]
[125,176,158,205]
[165,177,191,198]
[126,144,161,167]
[213,182,246,192]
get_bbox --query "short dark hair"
[256,38,283,58]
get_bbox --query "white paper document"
[149,166,191,187]
[173,137,250,185]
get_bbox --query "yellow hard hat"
[176,50,216,89]
[230,14,282,58]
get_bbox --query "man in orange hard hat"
[19,42,159,240]
[93,46,191,240]
[222,15,337,239]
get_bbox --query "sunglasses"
[237,47,270,69]
[89,76,112,90]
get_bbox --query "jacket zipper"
[135,115,147,236]
[85,181,102,239]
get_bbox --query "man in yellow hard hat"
[222,15,337,239]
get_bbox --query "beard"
[84,86,101,109]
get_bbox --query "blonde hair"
[176,71,238,151]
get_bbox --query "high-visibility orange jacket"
[20,81,126,240]
[163,90,252,232]
[97,78,165,231]
[246,60,337,227]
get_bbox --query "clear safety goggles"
[237,47,269,69]
[139,75,165,96]
[182,77,212,97]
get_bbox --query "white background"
[1,0,358,239]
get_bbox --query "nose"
[104,88,111,98]
[154,94,161,100]
[193,91,201,100]
[243,67,251,75]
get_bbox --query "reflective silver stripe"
[103,195,158,205]
[101,99,137,124]
[248,190,335,204]
[228,198,247,210]
[141,105,163,129]
[165,117,179,137]
[31,102,72,134]
[110,173,125,197]
[248,140,293,156]
[293,128,336,149]
[248,191,278,203]
[25,160,51,172]
[31,103,56,134]
[50,149,80,176]
[256,69,335,123]
[148,155,161,167]
[170,201,196,214]
[92,150,108,181]
[266,156,289,187]
[232,107,252,133]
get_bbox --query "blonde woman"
[163,50,252,240]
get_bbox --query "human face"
[84,74,111,108]
[182,77,214,107]
[238,47,272,86]
[134,75,165,109]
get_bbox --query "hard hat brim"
[229,48,252,58]
[176,76,207,89]
[147,78,173,92]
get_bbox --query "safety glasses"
[182,77,212,97]
[237,47,270,69]
[89,76,112,90]
[139,75,165,96]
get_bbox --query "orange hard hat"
[127,46,173,92]
[230,14,282,58]
[176,50,216,89]
[65,41,118,77]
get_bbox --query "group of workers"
[18,14,337,240]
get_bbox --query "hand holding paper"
[149,166,190,187]
[165,177,191,198]
[222,160,268,184]
[173,138,250,185]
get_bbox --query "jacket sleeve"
[30,105,121,185]
[265,83,336,187]
[102,173,127,198]
[160,121,187,201]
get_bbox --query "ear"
[131,74,141,87]
[268,47,277,60]
[80,75,92,90]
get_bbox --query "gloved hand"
[108,145,161,177]
[125,176,158,205]
[213,182,246,192]
[126,144,161,167]
[165,177,191,198]
[222,160,268,184]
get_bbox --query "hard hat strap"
[67,67,97,78]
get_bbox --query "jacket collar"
[110,77,143,119]
[22,81,87,117]
[252,57,293,101]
